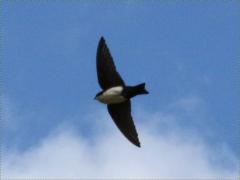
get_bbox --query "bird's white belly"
[97,86,126,104]
[97,94,126,104]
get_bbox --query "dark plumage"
[95,37,149,147]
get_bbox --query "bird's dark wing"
[97,37,125,90]
[107,100,140,147]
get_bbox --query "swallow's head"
[94,91,103,100]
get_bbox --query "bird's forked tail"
[134,83,149,95]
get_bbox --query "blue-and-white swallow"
[95,37,149,147]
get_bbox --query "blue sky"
[2,1,240,177]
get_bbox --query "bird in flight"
[95,37,149,147]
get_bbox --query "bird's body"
[95,84,148,104]
[95,86,126,104]
[95,37,149,147]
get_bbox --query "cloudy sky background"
[2,1,240,178]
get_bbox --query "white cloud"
[3,108,237,178]
[2,97,239,178]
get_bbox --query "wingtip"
[136,142,141,148]
[133,140,141,148]
[97,36,106,53]
[99,36,105,42]
[98,36,106,49]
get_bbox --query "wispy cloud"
[3,96,239,178]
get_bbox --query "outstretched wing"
[96,37,125,90]
[107,100,140,147]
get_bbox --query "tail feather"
[134,83,149,95]
[124,83,149,99]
